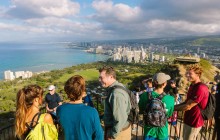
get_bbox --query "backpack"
[109,85,139,124]
[143,92,167,127]
[193,83,216,120]
[200,93,216,120]
[24,112,45,140]
[24,113,58,140]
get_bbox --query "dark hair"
[15,85,43,138]
[64,75,86,101]
[99,66,116,79]
[147,78,153,83]
[153,82,164,89]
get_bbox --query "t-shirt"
[83,94,94,107]
[45,93,61,109]
[57,103,103,140]
[138,91,174,139]
[184,82,209,128]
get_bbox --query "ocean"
[0,43,109,80]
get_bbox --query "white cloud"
[7,0,80,19]
[1,0,220,42]
[92,0,141,23]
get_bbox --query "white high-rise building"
[201,53,206,58]
[23,71,33,79]
[150,52,154,62]
[161,56,165,62]
[15,71,25,78]
[4,70,15,80]
[154,55,160,61]
[197,47,200,54]
[164,47,168,53]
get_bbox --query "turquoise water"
[0,43,109,80]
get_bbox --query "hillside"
[174,59,219,94]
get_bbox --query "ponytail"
[15,85,43,138]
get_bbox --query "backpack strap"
[106,85,130,113]
[148,91,166,100]
[157,92,166,100]
[147,91,153,100]
[25,112,41,131]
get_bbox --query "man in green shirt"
[99,66,131,140]
[139,72,175,140]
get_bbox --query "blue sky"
[0,0,220,43]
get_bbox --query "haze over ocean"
[0,43,108,80]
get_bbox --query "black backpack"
[109,85,139,124]
[143,92,167,127]
[201,93,216,120]
[193,83,216,120]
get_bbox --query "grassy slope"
[192,37,220,46]
[57,68,99,82]
[177,59,219,94]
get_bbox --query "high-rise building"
[4,70,15,80]
[150,52,154,62]
[161,56,165,62]
[197,47,200,54]
[15,71,25,78]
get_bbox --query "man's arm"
[174,99,198,111]
[46,103,53,112]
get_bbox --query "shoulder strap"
[148,92,166,100]
[112,85,128,93]
[147,91,153,100]
[157,92,166,100]
[25,112,41,130]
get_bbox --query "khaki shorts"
[183,124,201,140]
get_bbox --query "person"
[15,85,58,140]
[83,93,94,107]
[168,93,180,140]
[213,82,220,140]
[142,78,154,93]
[45,85,62,116]
[139,72,174,140]
[214,71,220,83]
[57,75,103,140]
[99,66,131,140]
[174,64,209,140]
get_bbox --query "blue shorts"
[145,136,169,140]
[171,121,177,126]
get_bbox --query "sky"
[0,0,220,43]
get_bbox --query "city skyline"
[0,0,220,43]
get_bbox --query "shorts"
[171,121,177,126]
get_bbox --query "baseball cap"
[153,73,171,84]
[48,85,55,91]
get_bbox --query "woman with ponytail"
[15,85,58,140]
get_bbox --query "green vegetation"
[192,37,220,46]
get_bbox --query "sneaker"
[174,136,180,140]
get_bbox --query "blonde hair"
[64,75,86,101]
[187,64,203,77]
[15,85,43,138]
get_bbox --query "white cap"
[48,85,55,90]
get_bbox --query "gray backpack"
[143,92,167,127]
